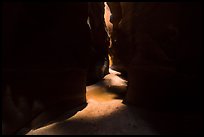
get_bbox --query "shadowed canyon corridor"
[26,69,157,135]
[2,2,203,135]
[4,69,202,135]
[26,69,201,135]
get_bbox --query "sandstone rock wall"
[107,2,202,111]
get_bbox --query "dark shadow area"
[126,105,203,135]
[17,103,87,135]
[105,86,127,100]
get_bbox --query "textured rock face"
[2,2,91,134]
[107,2,202,111]
[86,2,109,85]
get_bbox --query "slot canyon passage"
[2,2,203,135]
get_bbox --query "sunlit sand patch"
[86,84,119,102]
[27,100,126,135]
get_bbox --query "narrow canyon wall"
[107,2,202,111]
[2,3,91,134]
